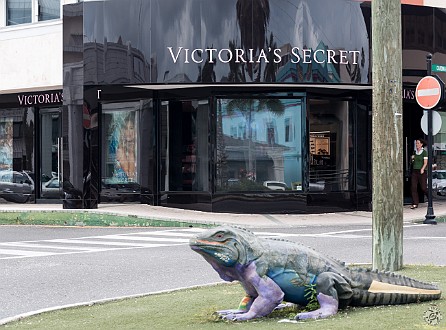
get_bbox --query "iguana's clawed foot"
[275,302,296,310]
[214,309,248,321]
[214,309,245,316]
[295,293,339,320]
[214,311,250,321]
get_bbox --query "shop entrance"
[38,108,61,200]
[160,99,209,193]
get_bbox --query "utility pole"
[372,0,403,271]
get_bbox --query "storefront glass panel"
[0,108,35,203]
[216,98,303,192]
[39,108,60,199]
[308,99,352,192]
[160,100,209,192]
[101,102,141,201]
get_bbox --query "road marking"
[0,225,442,260]
[91,235,190,243]
[0,249,55,257]
[0,242,107,251]
[0,229,195,260]
[50,239,182,247]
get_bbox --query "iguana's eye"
[214,233,224,239]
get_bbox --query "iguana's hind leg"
[295,292,338,319]
[295,272,352,320]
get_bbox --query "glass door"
[39,108,61,199]
[160,99,209,192]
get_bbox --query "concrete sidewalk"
[1,199,446,227]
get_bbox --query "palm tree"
[197,45,217,83]
[263,32,278,82]
[226,97,284,180]
[236,0,270,81]
[227,40,246,82]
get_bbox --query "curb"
[0,282,224,326]
[0,211,215,228]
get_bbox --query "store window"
[216,98,303,192]
[160,100,209,192]
[101,102,141,201]
[308,99,352,192]
[0,108,35,203]
[6,0,32,25]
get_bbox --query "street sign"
[421,110,442,136]
[432,64,446,73]
[415,76,443,109]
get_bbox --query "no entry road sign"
[416,76,443,109]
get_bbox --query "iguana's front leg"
[218,262,284,321]
[216,295,253,316]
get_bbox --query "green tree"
[264,32,278,82]
[236,0,270,81]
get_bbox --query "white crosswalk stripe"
[1,227,361,260]
[0,228,205,260]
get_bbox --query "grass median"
[3,265,444,330]
[0,211,213,228]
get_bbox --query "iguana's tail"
[348,268,441,306]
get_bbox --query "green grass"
[0,211,213,228]
[2,265,444,330]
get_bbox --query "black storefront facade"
[1,0,446,214]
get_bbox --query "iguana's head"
[190,226,262,267]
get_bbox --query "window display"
[102,103,138,184]
[216,97,303,192]
[0,118,13,170]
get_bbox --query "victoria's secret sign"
[17,91,63,106]
[167,47,361,65]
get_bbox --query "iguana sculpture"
[189,225,442,321]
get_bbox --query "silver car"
[0,170,35,203]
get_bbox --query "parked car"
[263,181,288,191]
[0,170,35,203]
[432,170,446,196]
[41,177,61,198]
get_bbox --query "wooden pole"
[372,0,403,271]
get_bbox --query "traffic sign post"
[416,54,442,225]
[415,75,443,110]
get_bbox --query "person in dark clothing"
[410,139,428,209]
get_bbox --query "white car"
[432,170,446,196]
[263,181,288,191]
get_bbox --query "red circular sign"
[416,76,442,109]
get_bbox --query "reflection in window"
[216,98,303,192]
[6,0,32,25]
[38,0,60,21]
[0,108,35,203]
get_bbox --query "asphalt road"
[1,223,445,322]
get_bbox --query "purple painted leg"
[295,293,339,320]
